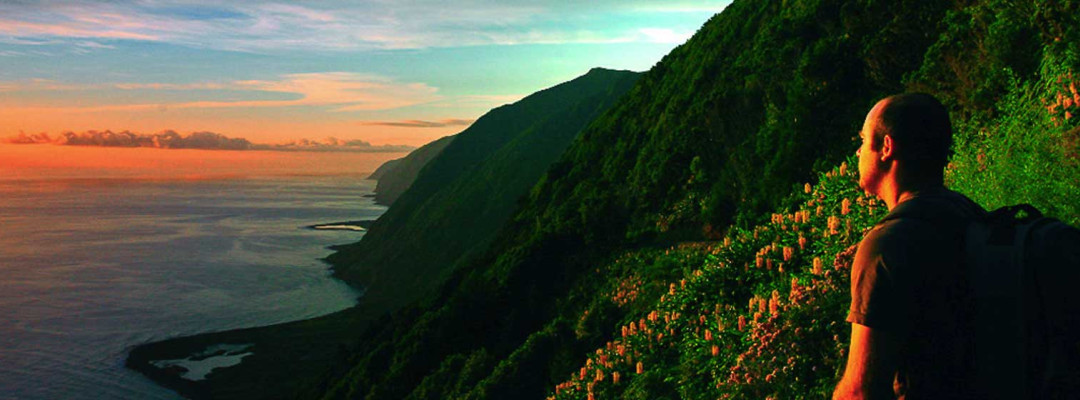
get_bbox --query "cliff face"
[368,135,455,206]
[328,67,641,311]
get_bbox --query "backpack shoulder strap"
[966,206,1043,400]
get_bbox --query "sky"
[0,1,729,148]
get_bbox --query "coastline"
[125,288,387,400]
[126,217,386,399]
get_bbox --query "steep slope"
[328,68,641,311]
[306,0,1079,399]
[369,135,455,206]
[367,159,400,181]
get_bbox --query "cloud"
[0,72,441,112]
[361,118,475,128]
[0,1,729,52]
[638,28,694,44]
[255,137,415,153]
[3,130,415,152]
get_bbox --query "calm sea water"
[0,145,402,399]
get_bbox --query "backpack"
[964,204,1080,400]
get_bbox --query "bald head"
[868,93,953,175]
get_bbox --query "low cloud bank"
[3,130,414,152]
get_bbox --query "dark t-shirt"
[847,188,985,399]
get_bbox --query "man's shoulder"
[860,189,982,259]
[858,219,920,260]
[875,189,985,238]
[887,188,985,222]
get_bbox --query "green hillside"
[328,68,641,311]
[304,0,1079,399]
[369,135,455,206]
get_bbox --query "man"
[833,93,986,399]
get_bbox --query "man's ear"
[879,134,894,162]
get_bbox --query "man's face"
[856,100,887,197]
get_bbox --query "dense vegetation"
[327,68,640,311]
[303,0,1079,399]
[369,135,455,206]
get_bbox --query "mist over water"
[0,145,402,399]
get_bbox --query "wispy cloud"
[0,1,728,52]
[361,118,475,128]
[0,73,442,112]
[638,28,694,44]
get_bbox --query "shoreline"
[305,220,377,232]
[125,219,384,400]
[125,293,389,400]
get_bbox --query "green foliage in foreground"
[947,55,1080,226]
[547,158,870,400]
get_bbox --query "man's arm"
[833,322,902,400]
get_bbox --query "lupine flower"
[769,293,780,315]
[705,329,713,341]
[798,235,807,250]
[804,183,812,193]
[738,315,746,331]
[839,161,848,176]
[612,371,620,384]
[841,198,851,215]
[636,361,644,374]
[712,345,721,356]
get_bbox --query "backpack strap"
[965,205,1045,400]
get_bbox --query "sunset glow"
[0,1,727,148]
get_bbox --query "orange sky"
[0,2,724,148]
[0,143,408,183]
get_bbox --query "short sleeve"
[846,225,913,333]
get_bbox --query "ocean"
[0,145,403,399]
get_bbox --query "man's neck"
[882,182,946,210]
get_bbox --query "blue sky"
[0,1,728,146]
